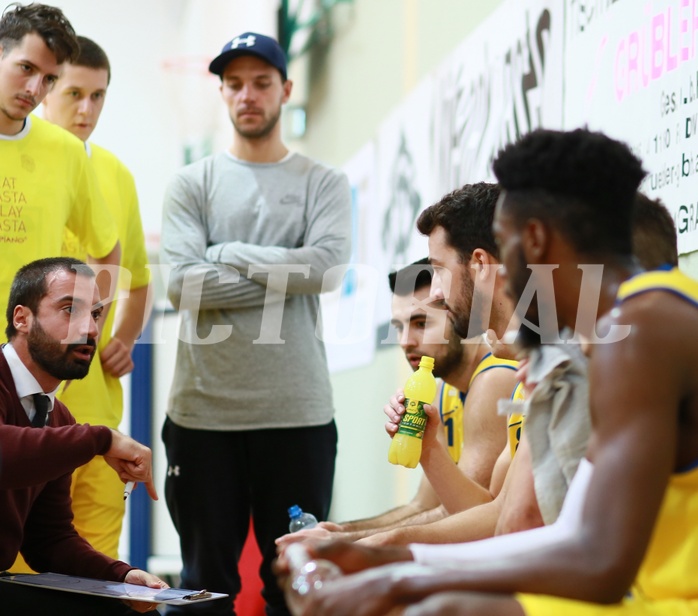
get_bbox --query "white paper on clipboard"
[0,572,228,605]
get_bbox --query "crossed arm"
[162,169,351,311]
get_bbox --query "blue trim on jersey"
[473,352,520,375]
[677,457,698,474]
[616,267,698,307]
[469,352,520,402]
[618,287,698,310]
[439,382,466,422]
[460,353,520,408]
[469,364,520,405]
[475,364,518,377]
[438,380,447,423]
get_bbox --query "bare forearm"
[330,507,447,544]
[307,534,621,613]
[393,500,501,547]
[88,241,121,326]
[342,477,442,533]
[420,444,492,514]
[389,538,619,606]
[340,502,433,533]
[113,284,153,346]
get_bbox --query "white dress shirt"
[2,343,58,424]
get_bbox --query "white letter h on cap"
[231,34,256,49]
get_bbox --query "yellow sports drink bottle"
[388,356,437,468]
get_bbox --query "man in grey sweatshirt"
[160,31,351,616]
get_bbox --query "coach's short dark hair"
[5,257,94,340]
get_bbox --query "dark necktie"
[32,393,50,428]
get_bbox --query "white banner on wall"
[324,0,567,368]
[363,0,566,351]
[371,77,434,340]
[564,0,698,254]
[430,0,565,197]
[321,143,379,373]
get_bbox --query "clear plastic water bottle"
[284,543,341,615]
[288,505,318,533]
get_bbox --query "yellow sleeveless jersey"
[518,465,698,615]
[518,266,698,615]
[508,381,526,458]
[616,265,698,306]
[439,353,520,463]
[437,382,465,463]
[619,266,698,601]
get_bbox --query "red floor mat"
[234,518,265,616]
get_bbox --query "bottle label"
[396,398,428,439]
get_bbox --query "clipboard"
[0,572,228,605]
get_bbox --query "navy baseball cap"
[209,32,287,80]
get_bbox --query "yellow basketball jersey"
[470,354,524,458]
[507,380,526,457]
[438,353,520,464]
[633,464,698,600]
[437,382,465,463]
[616,265,698,306]
[518,267,698,615]
[518,466,698,615]
[618,266,698,601]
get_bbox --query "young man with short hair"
[41,34,152,560]
[160,32,351,615]
[0,3,120,325]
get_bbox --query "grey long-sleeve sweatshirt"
[161,151,352,430]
